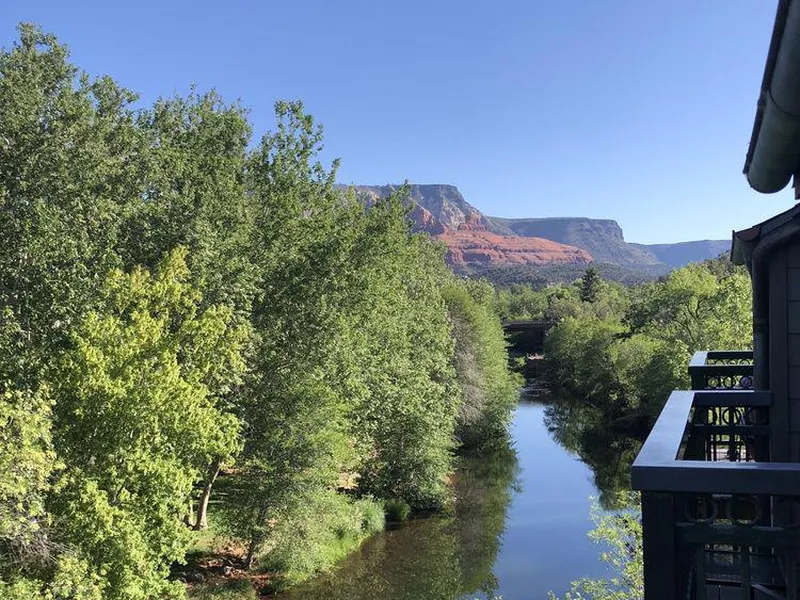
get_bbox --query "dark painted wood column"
[641,492,679,600]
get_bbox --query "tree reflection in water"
[282,443,519,600]
[543,397,646,509]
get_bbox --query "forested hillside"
[0,26,519,599]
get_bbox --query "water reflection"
[283,445,519,600]
[280,399,635,599]
[543,397,645,509]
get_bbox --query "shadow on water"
[542,396,647,509]
[280,391,648,599]
[282,444,519,600]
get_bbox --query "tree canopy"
[0,24,521,598]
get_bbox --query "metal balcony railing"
[689,350,754,391]
[632,352,800,600]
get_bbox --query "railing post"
[641,492,679,600]
[689,351,708,390]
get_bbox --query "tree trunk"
[193,458,222,531]
[244,507,268,570]
[245,536,259,571]
[184,497,194,527]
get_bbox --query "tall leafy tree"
[445,278,520,449]
[50,249,245,599]
[224,101,357,568]
[121,89,257,317]
[0,24,145,360]
[343,195,459,508]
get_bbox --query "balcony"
[689,351,754,392]
[632,351,800,600]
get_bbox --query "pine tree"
[580,267,602,303]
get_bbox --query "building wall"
[768,243,800,462]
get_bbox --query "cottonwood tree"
[51,250,245,599]
[0,24,146,359]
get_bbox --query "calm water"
[282,401,623,600]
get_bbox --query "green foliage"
[336,192,462,510]
[544,259,750,419]
[0,24,143,359]
[48,250,245,599]
[550,495,642,600]
[356,498,386,535]
[0,383,58,578]
[218,101,361,566]
[540,258,750,504]
[463,262,664,290]
[496,276,629,323]
[445,279,521,448]
[0,24,520,596]
[0,554,104,600]
[122,88,257,317]
[624,261,751,352]
[269,444,518,600]
[580,267,602,303]
[384,499,412,523]
[258,490,384,587]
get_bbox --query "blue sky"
[0,1,788,243]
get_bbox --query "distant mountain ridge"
[487,216,662,266]
[631,240,730,268]
[348,184,592,267]
[343,184,728,277]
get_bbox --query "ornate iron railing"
[633,386,800,600]
[689,350,754,391]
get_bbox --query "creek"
[281,399,638,599]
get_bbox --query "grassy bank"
[184,491,385,596]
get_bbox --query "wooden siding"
[769,246,790,462]
[769,242,800,462]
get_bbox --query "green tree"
[120,89,258,530]
[445,279,521,449]
[625,262,751,352]
[50,249,245,599]
[222,101,358,569]
[0,382,57,576]
[345,196,459,508]
[580,267,602,303]
[0,24,145,360]
[121,89,257,317]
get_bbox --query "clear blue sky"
[0,1,789,243]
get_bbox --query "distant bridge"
[502,320,555,355]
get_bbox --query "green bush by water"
[356,497,386,534]
[258,491,385,588]
[384,498,411,522]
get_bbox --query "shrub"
[258,490,384,587]
[355,498,385,535]
[384,498,411,523]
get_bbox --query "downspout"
[749,219,800,388]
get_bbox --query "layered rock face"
[343,184,728,273]
[441,228,591,266]
[347,184,592,267]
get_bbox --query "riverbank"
[255,402,609,600]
